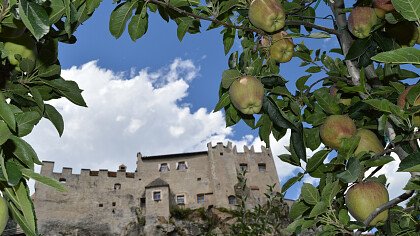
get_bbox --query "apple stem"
[354,190,415,236]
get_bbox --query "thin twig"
[354,190,415,236]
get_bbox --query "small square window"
[112,202,116,206]
[197,178,201,181]
[99,203,103,207]
[177,161,188,170]
[159,163,169,172]
[153,191,161,201]
[228,195,236,205]
[258,163,266,172]
[197,194,205,204]
[177,195,185,205]
[239,163,248,172]
[140,198,146,207]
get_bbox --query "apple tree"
[0,0,419,235]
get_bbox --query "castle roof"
[145,178,169,188]
[141,151,207,160]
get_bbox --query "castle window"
[220,152,223,156]
[140,198,146,207]
[59,178,66,183]
[177,161,188,171]
[197,178,201,181]
[176,195,185,205]
[258,163,266,172]
[239,163,248,172]
[99,203,103,207]
[114,183,121,190]
[228,195,236,205]
[112,202,116,206]
[153,191,161,201]
[197,194,205,204]
[159,163,169,172]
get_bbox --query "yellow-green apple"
[397,86,420,127]
[373,0,395,13]
[346,181,389,226]
[354,129,384,155]
[348,7,382,38]
[0,196,8,234]
[229,76,264,114]
[320,115,357,150]
[269,32,294,63]
[2,34,37,66]
[385,21,419,47]
[248,0,285,33]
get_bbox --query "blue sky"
[26,1,411,200]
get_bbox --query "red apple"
[320,115,357,150]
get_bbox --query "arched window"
[114,183,121,190]
[59,178,66,183]
[228,195,236,205]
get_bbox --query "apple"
[2,34,37,66]
[269,32,294,63]
[373,0,395,13]
[348,7,381,38]
[229,76,264,114]
[385,21,419,47]
[397,86,420,127]
[354,129,384,155]
[346,181,389,226]
[248,0,285,33]
[0,196,8,234]
[320,115,357,150]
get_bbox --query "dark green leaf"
[258,115,272,146]
[363,155,394,168]
[296,75,311,91]
[309,201,327,218]
[281,172,304,194]
[305,66,321,73]
[43,78,87,107]
[314,88,341,115]
[338,209,350,225]
[5,161,22,186]
[300,183,319,205]
[109,0,138,38]
[213,93,230,112]
[278,153,300,167]
[289,200,309,220]
[43,104,64,136]
[321,180,340,206]
[398,152,420,172]
[177,18,193,42]
[223,27,235,55]
[6,197,37,236]
[15,111,41,137]
[13,181,36,233]
[371,47,420,65]
[29,87,44,112]
[128,5,148,41]
[8,135,41,167]
[303,127,321,151]
[18,0,50,40]
[221,69,241,89]
[307,150,330,173]
[0,92,16,131]
[263,96,297,131]
[338,135,360,160]
[260,75,287,87]
[337,157,362,183]
[291,123,306,162]
[346,38,371,60]
[0,120,12,145]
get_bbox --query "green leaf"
[313,88,341,115]
[305,66,321,73]
[339,209,350,225]
[21,168,66,192]
[346,37,371,60]
[177,18,193,42]
[278,153,300,167]
[128,5,148,41]
[7,198,37,236]
[364,99,404,116]
[337,157,362,183]
[260,75,287,87]
[309,201,327,218]
[18,0,50,40]
[29,87,44,112]
[8,136,41,167]
[371,47,420,65]
[398,152,420,172]
[391,0,420,21]
[213,93,230,112]
[307,32,331,39]
[109,0,138,39]
[403,178,420,190]
[303,127,321,151]
[15,111,42,137]
[37,64,61,77]
[291,123,306,162]
[363,155,394,168]
[300,183,319,205]
[0,120,12,145]
[306,150,330,173]
[0,92,16,131]
[296,75,311,91]
[262,96,297,131]
[221,69,241,89]
[281,172,304,194]
[43,78,87,107]
[5,161,22,186]
[223,27,235,55]
[43,104,64,136]
[13,181,36,234]
[321,180,341,206]
[338,135,360,159]
[289,200,310,220]
[48,0,66,23]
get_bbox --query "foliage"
[0,0,419,235]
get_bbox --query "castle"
[32,142,281,235]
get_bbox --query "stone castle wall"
[33,142,281,235]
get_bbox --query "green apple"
[385,21,419,47]
[229,76,264,115]
[397,86,420,127]
[373,0,395,13]
[248,0,285,33]
[2,34,37,66]
[346,181,389,226]
[269,32,294,63]
[348,7,381,38]
[320,115,357,150]
[0,196,8,234]
[354,129,384,155]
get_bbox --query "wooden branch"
[354,190,415,236]
[147,0,338,36]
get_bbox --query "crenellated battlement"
[40,161,136,180]
[207,141,272,157]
